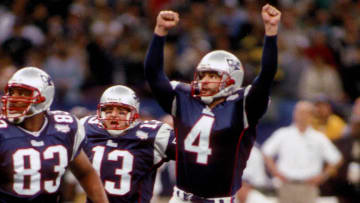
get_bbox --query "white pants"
[245,190,271,203]
[169,186,235,203]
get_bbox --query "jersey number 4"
[184,115,214,164]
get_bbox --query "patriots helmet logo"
[226,58,241,71]
[41,74,53,86]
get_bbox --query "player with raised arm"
[81,85,176,203]
[144,4,281,203]
[0,67,108,203]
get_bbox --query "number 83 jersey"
[0,111,85,202]
[81,116,175,203]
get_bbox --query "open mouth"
[109,120,120,126]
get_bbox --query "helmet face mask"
[97,103,138,131]
[191,50,243,104]
[191,70,234,97]
[1,67,54,123]
[97,85,140,135]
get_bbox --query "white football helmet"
[1,67,55,123]
[97,85,140,136]
[191,50,244,104]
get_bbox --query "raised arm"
[144,11,179,113]
[246,4,281,124]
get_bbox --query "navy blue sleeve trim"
[144,34,176,114]
[246,36,278,124]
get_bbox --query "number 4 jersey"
[0,111,85,202]
[81,116,175,203]
[171,82,257,198]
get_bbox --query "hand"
[261,4,281,36]
[306,174,327,186]
[154,10,179,36]
[275,173,288,183]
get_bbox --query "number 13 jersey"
[82,116,175,203]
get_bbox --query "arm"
[245,4,281,124]
[144,11,179,113]
[306,159,343,186]
[69,150,109,203]
[307,136,343,185]
[263,154,288,183]
[262,130,288,182]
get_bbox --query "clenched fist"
[262,4,281,36]
[154,10,179,36]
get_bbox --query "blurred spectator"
[352,98,360,117]
[82,37,114,89]
[43,38,86,106]
[47,15,64,39]
[0,5,16,43]
[276,37,310,100]
[262,101,342,203]
[336,14,360,101]
[1,20,33,67]
[25,48,46,67]
[278,9,309,54]
[304,30,337,67]
[324,101,360,203]
[21,21,45,47]
[90,6,123,48]
[298,56,345,102]
[0,64,17,95]
[30,3,49,34]
[70,106,92,119]
[312,96,347,141]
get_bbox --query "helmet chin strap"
[200,84,240,105]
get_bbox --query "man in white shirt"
[262,101,342,203]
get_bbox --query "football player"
[0,67,108,202]
[81,85,176,203]
[144,4,281,203]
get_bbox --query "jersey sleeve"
[79,116,92,155]
[144,34,176,114]
[153,123,175,165]
[245,36,278,125]
[71,117,86,161]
